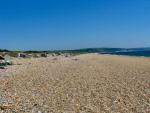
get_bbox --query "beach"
[0,54,150,112]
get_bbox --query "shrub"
[41,53,47,57]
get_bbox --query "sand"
[0,54,149,113]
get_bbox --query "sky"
[0,0,150,50]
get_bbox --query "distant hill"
[0,49,10,52]
[47,48,150,57]
[48,47,150,54]
[1,48,150,57]
[47,48,125,54]
[1,47,150,53]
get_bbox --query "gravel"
[0,54,149,113]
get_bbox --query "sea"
[107,50,150,57]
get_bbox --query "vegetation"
[41,53,47,57]
[0,49,10,52]
[0,48,150,57]
[0,62,12,66]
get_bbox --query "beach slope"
[0,54,150,112]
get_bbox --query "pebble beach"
[0,54,150,113]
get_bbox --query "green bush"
[41,53,47,57]
[0,62,7,66]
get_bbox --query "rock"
[0,66,5,69]
[18,53,28,58]
[0,104,13,110]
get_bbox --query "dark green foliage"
[25,51,42,53]
[24,51,48,54]
[0,62,7,66]
[0,49,9,52]
[0,61,12,67]
[41,53,47,57]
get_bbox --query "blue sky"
[0,0,150,50]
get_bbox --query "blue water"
[110,51,150,57]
